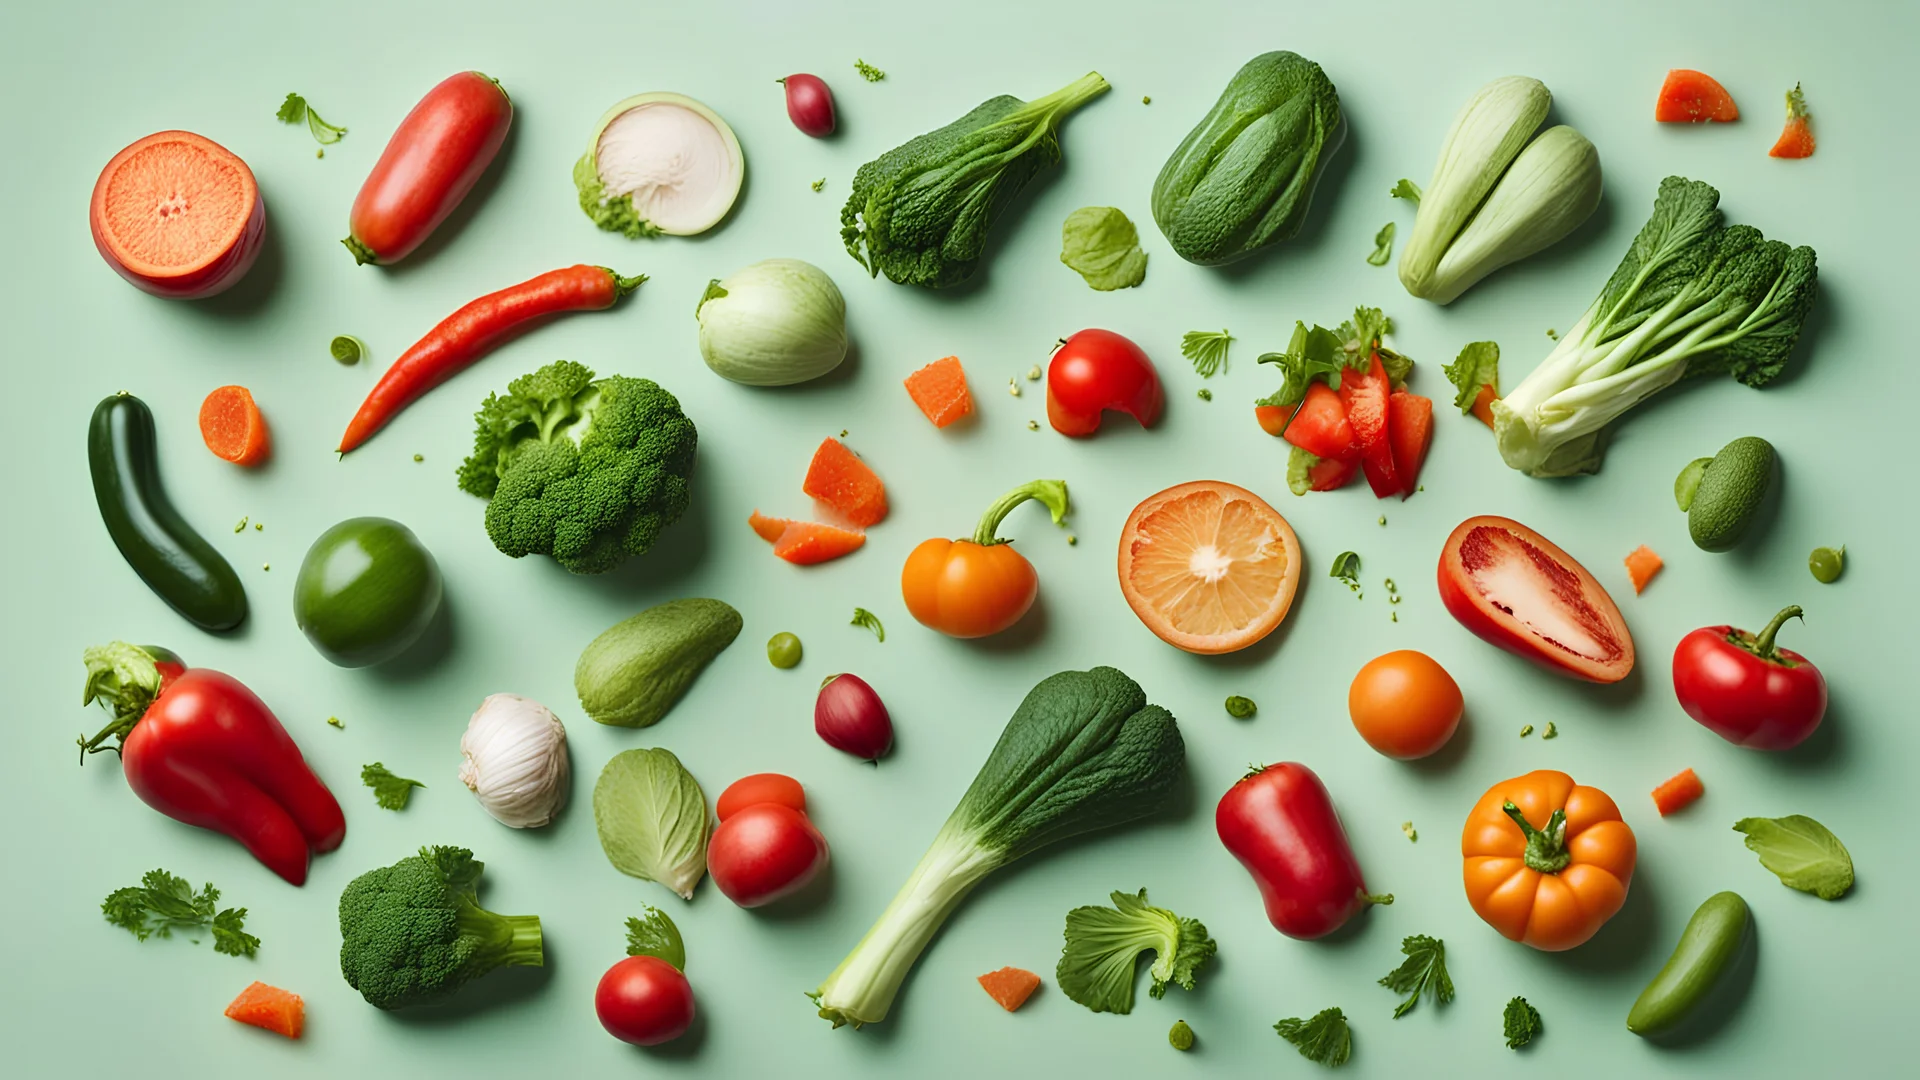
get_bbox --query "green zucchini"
[1627,891,1751,1036]
[575,598,742,727]
[88,393,247,631]
[1688,437,1775,552]
[1150,51,1343,266]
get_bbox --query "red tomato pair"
[710,774,829,907]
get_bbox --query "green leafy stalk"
[1390,178,1422,203]
[1275,1007,1352,1067]
[102,870,259,957]
[1056,888,1216,1014]
[1379,934,1454,1018]
[362,763,425,810]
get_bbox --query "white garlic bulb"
[459,693,570,828]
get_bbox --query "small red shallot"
[780,74,837,137]
[815,673,893,761]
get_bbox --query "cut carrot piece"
[803,438,888,527]
[1769,84,1814,158]
[1470,384,1498,429]
[224,981,304,1039]
[977,967,1041,1012]
[1387,392,1433,497]
[199,385,271,466]
[1623,544,1664,594]
[749,510,796,543]
[1655,70,1740,123]
[904,355,974,428]
[1651,768,1705,817]
[772,521,866,565]
[89,130,265,299]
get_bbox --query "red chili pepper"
[1045,329,1164,437]
[345,71,513,266]
[1672,605,1827,751]
[78,643,345,885]
[1215,762,1390,939]
[337,265,645,453]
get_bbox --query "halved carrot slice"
[200,385,271,466]
[1624,545,1664,594]
[1651,768,1704,816]
[773,521,866,565]
[977,967,1041,1012]
[904,355,973,428]
[749,510,795,543]
[1469,384,1498,429]
[803,438,888,527]
[1117,480,1302,654]
[1655,70,1740,123]
[224,981,304,1039]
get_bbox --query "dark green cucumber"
[89,393,247,631]
[1627,891,1751,1036]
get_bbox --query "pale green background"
[1,0,1907,1075]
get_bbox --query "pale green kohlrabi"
[1398,77,1601,304]
[696,258,848,386]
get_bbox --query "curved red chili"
[1673,604,1827,750]
[1216,761,1390,939]
[345,71,513,266]
[337,264,645,452]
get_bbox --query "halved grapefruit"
[1117,480,1302,654]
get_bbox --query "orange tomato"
[1348,650,1462,759]
[1462,770,1636,951]
[902,480,1068,639]
[716,773,807,822]
[1116,481,1301,654]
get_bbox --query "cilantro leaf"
[276,92,347,144]
[1733,815,1854,899]
[211,907,261,958]
[1443,341,1501,415]
[1181,329,1234,377]
[1367,222,1395,266]
[1503,996,1542,1049]
[1390,178,1422,203]
[101,869,255,956]
[850,607,885,642]
[361,762,425,811]
[1257,323,1351,409]
[1379,934,1454,1018]
[1275,1006,1352,1067]
[1057,888,1216,1014]
[625,905,687,970]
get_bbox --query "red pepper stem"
[601,269,649,299]
[76,642,163,763]
[1360,891,1395,907]
[1748,605,1805,660]
[970,480,1070,547]
[1502,801,1571,874]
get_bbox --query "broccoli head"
[338,846,543,1010]
[457,361,697,574]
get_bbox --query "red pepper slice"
[1672,605,1827,750]
[1281,382,1356,461]
[1045,329,1164,437]
[79,643,345,884]
[1387,390,1433,496]
[1340,353,1400,497]
[1216,762,1390,939]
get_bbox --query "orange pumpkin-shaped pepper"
[1462,770,1636,951]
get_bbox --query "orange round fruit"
[1116,480,1302,654]
[1348,650,1463,759]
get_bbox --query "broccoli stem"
[455,900,544,969]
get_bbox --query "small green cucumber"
[1688,437,1775,552]
[575,598,742,727]
[1627,891,1751,1036]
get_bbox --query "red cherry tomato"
[1045,329,1164,437]
[707,802,828,908]
[1437,515,1634,683]
[1672,605,1827,750]
[716,773,807,822]
[595,955,694,1046]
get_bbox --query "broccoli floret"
[457,361,697,574]
[338,846,542,1010]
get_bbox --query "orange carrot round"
[199,386,270,466]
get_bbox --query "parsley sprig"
[101,869,259,957]
[362,762,425,810]
[1380,934,1454,1018]
[1274,1006,1352,1067]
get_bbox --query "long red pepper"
[336,264,645,453]
[1216,761,1391,939]
[80,642,345,885]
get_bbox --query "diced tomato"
[1651,768,1705,816]
[1282,382,1355,461]
[771,521,866,565]
[977,967,1041,1012]
[803,437,888,527]
[904,355,974,428]
[1470,384,1498,429]
[1387,392,1433,497]
[1308,453,1359,491]
[224,981,304,1039]
[1255,404,1294,437]
[1339,354,1399,498]
[1655,70,1740,123]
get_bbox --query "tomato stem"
[1502,801,1571,874]
[76,642,164,762]
[1738,604,1804,664]
[971,480,1070,546]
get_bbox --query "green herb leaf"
[275,92,306,124]
[851,607,886,642]
[1443,341,1501,415]
[277,92,345,144]
[1330,551,1362,585]
[1257,322,1353,409]
[593,748,711,900]
[211,907,261,958]
[1181,329,1234,377]
[1057,888,1216,1014]
[854,59,885,82]
[1390,178,1422,203]
[1275,1007,1352,1067]
[1060,206,1147,291]
[1225,695,1257,719]
[101,870,256,957]
[1367,222,1395,266]
[1503,996,1542,1049]
[1733,815,1854,899]
[1379,934,1454,1018]
[624,905,687,970]
[811,178,826,192]
[361,762,424,811]
[694,280,728,319]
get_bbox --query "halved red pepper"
[1216,761,1391,939]
[1045,329,1164,437]
[79,643,346,885]
[1340,354,1400,497]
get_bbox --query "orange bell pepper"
[1462,769,1636,951]
[901,480,1068,639]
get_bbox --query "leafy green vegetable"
[338,846,543,1010]
[1733,815,1854,899]
[855,59,885,82]
[1257,307,1407,412]
[851,607,885,642]
[625,905,686,970]
[101,869,258,957]
[1390,178,1422,203]
[842,73,1109,288]
[1330,551,1362,585]
[1057,888,1216,1014]
[811,667,1184,1028]
[1379,934,1454,1018]
[457,360,695,574]
[1443,341,1501,414]
[1225,695,1257,719]
[1494,176,1819,477]
[1367,222,1395,266]
[593,748,710,900]
[1060,207,1147,290]
[1169,1019,1195,1050]
[361,762,424,810]
[276,92,347,144]
[1275,1007,1352,1067]
[1181,329,1234,377]
[1503,996,1542,1048]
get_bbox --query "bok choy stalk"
[1495,176,1818,477]
[1399,77,1601,304]
[810,667,1184,1028]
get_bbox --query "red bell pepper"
[1216,762,1390,939]
[1045,329,1164,437]
[1340,354,1400,498]
[78,643,346,884]
[1387,390,1433,496]
[1672,605,1827,750]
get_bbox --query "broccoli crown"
[338,846,543,1011]
[457,361,697,575]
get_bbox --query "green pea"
[767,632,803,669]
[1808,546,1844,584]
[1168,1020,1195,1051]
[1224,695,1257,719]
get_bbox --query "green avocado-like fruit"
[1687,437,1775,552]
[576,598,742,727]
[294,517,442,667]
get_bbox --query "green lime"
[294,517,441,667]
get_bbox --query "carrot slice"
[1469,384,1498,429]
[224,981,304,1039]
[771,521,866,565]
[199,385,271,466]
[1387,392,1433,497]
[803,438,888,527]
[1651,768,1705,816]
[904,356,973,428]
[1769,84,1814,158]
[977,967,1041,1012]
[748,510,797,543]
[1623,544,1664,595]
[1655,70,1740,123]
